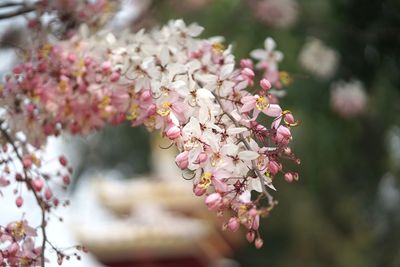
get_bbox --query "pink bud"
[62,175,70,185]
[248,208,258,217]
[240,59,253,69]
[22,156,32,169]
[13,65,23,74]
[166,126,181,140]
[228,217,240,232]
[193,185,206,196]
[241,68,255,78]
[284,172,294,183]
[110,72,120,82]
[101,61,112,73]
[260,79,271,91]
[15,196,23,208]
[255,238,264,249]
[175,151,189,169]
[284,112,295,124]
[197,152,208,164]
[246,231,255,243]
[141,90,151,101]
[205,192,222,211]
[67,53,76,63]
[268,161,280,175]
[32,179,44,192]
[252,215,260,230]
[45,188,53,200]
[59,156,68,166]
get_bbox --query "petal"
[263,104,282,117]
[264,37,276,51]
[250,49,266,61]
[239,190,251,203]
[220,64,234,80]
[227,127,248,135]
[188,23,204,36]
[238,150,259,161]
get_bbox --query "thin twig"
[0,5,35,20]
[0,125,47,267]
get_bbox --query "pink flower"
[205,192,222,210]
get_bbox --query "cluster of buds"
[0,18,299,264]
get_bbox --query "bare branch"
[0,5,35,20]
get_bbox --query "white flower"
[299,37,339,79]
[250,38,283,70]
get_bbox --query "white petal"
[250,179,262,193]
[265,37,276,51]
[220,64,234,80]
[188,23,204,36]
[160,46,170,66]
[250,49,266,61]
[227,127,247,135]
[197,88,215,100]
[239,190,251,203]
[221,143,238,156]
[238,151,259,161]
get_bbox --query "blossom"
[330,80,368,118]
[299,37,339,79]
[0,19,299,253]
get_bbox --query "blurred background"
[1,0,400,266]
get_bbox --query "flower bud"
[260,78,271,91]
[141,90,151,102]
[241,68,255,78]
[284,112,295,124]
[193,184,206,196]
[197,152,208,164]
[205,192,222,210]
[22,156,32,169]
[240,59,253,69]
[166,126,181,140]
[45,188,53,200]
[228,217,240,232]
[110,72,120,82]
[255,238,264,249]
[32,179,44,192]
[284,172,294,183]
[268,161,280,175]
[175,151,189,169]
[63,175,71,186]
[246,231,255,243]
[59,156,68,166]
[15,196,23,208]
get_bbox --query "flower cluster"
[27,0,119,37]
[0,18,299,264]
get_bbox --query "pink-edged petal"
[262,104,282,117]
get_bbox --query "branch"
[0,1,24,8]
[0,4,35,20]
[0,125,47,267]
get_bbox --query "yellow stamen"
[126,104,139,120]
[157,101,172,116]
[279,71,292,86]
[212,42,225,54]
[256,96,268,111]
[199,172,212,189]
[58,79,69,93]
